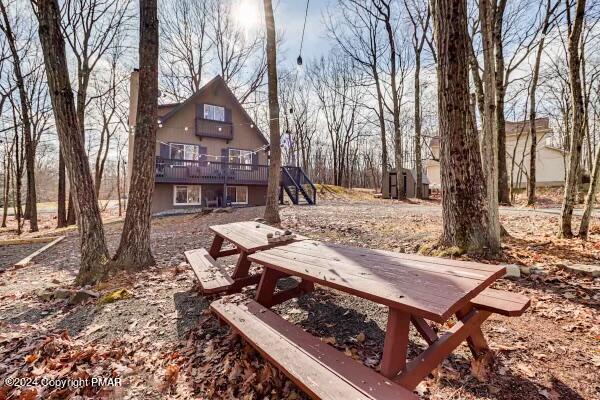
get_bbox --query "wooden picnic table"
[245,239,528,391]
[188,221,307,293]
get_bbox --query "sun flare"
[232,0,261,34]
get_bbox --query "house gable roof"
[429,117,552,148]
[158,75,268,145]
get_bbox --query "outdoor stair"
[279,166,316,205]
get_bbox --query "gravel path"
[1,200,598,400]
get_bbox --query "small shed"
[382,168,430,199]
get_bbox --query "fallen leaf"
[321,336,336,345]
[24,354,39,363]
[356,332,366,343]
[164,363,180,386]
[17,388,37,400]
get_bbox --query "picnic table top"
[248,240,506,323]
[209,221,307,253]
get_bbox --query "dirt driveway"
[1,200,598,399]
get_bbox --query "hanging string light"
[288,0,310,116]
[297,0,310,67]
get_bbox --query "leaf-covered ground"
[1,199,599,399]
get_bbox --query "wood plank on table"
[251,250,478,305]
[209,221,306,252]
[249,241,505,322]
[289,240,503,273]
[264,245,498,285]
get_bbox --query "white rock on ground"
[503,264,521,279]
[561,264,600,277]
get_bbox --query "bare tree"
[405,0,431,199]
[326,0,389,187]
[0,0,39,232]
[34,0,110,284]
[434,0,494,251]
[479,0,501,249]
[90,44,127,195]
[209,0,266,105]
[559,0,587,238]
[60,0,131,224]
[112,0,158,268]
[528,0,561,205]
[160,0,211,101]
[310,55,366,187]
[262,0,280,224]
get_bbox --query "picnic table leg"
[456,305,490,358]
[380,308,411,378]
[395,308,491,390]
[255,268,286,307]
[411,316,438,345]
[209,235,225,259]
[231,251,252,280]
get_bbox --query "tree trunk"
[478,0,501,250]
[414,52,423,199]
[493,0,510,206]
[382,7,403,196]
[35,0,110,285]
[57,150,67,227]
[112,0,159,269]
[116,156,122,216]
[0,0,38,232]
[67,194,76,225]
[262,0,281,224]
[527,5,553,205]
[579,145,600,238]
[373,67,388,190]
[559,0,587,238]
[434,0,493,252]
[1,154,9,228]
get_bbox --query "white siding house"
[425,118,566,189]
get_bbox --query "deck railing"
[195,118,233,140]
[155,157,268,185]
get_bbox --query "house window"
[228,149,253,170]
[227,186,248,205]
[170,143,199,161]
[204,104,225,122]
[173,185,202,205]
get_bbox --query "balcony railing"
[195,118,233,140]
[155,157,268,185]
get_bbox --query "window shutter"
[225,108,232,123]
[199,146,208,166]
[197,103,205,119]
[221,148,229,168]
[160,142,170,159]
[252,152,258,171]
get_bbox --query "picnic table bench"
[211,238,530,399]
[185,221,307,294]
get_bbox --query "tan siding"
[156,85,268,164]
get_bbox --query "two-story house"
[127,71,270,213]
[425,118,566,189]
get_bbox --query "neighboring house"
[127,71,270,214]
[382,168,430,199]
[425,118,566,189]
